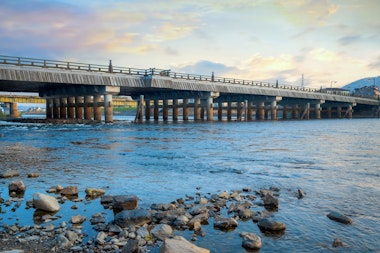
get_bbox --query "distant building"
[354,85,380,98]
[320,88,350,96]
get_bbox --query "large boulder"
[161,236,210,253]
[240,232,262,250]
[257,218,286,231]
[113,195,139,211]
[33,192,60,212]
[327,211,352,224]
[114,208,151,228]
[9,180,26,194]
[151,224,173,241]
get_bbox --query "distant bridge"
[0,55,379,122]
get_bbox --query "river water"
[0,118,379,252]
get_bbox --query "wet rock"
[238,208,255,219]
[113,195,139,211]
[43,223,55,232]
[240,232,262,250]
[90,213,106,225]
[327,211,352,224]
[27,173,40,178]
[114,208,151,228]
[298,188,306,199]
[188,212,210,229]
[66,230,78,243]
[188,204,208,216]
[71,214,86,224]
[242,187,252,192]
[8,180,26,194]
[218,191,230,199]
[174,215,189,227]
[46,185,63,193]
[33,192,60,212]
[108,224,123,234]
[56,234,72,249]
[257,218,286,231]
[85,187,105,198]
[263,192,279,208]
[213,216,238,230]
[332,238,344,247]
[60,186,78,195]
[136,226,150,238]
[121,239,140,253]
[151,224,173,241]
[70,246,83,252]
[96,231,107,245]
[0,170,20,178]
[161,236,210,253]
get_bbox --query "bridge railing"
[0,55,361,96]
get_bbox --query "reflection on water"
[0,119,379,252]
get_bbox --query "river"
[0,118,379,252]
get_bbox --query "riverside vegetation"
[0,170,352,253]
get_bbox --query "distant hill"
[342,76,379,92]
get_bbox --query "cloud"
[173,60,237,76]
[338,35,362,46]
[368,55,380,70]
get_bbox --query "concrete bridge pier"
[218,102,223,121]
[60,98,67,119]
[9,102,19,118]
[67,97,75,119]
[236,101,243,121]
[194,98,200,121]
[326,106,332,118]
[84,96,92,120]
[75,96,84,120]
[173,99,178,121]
[337,106,342,118]
[183,98,189,121]
[163,99,169,121]
[104,94,113,123]
[53,98,60,119]
[145,99,151,120]
[93,95,102,121]
[46,98,53,119]
[292,105,299,119]
[206,97,214,121]
[227,101,232,121]
[247,101,253,121]
[315,103,321,119]
[271,101,277,120]
[154,100,159,121]
[257,102,265,120]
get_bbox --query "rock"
[66,230,78,243]
[213,216,238,230]
[101,195,114,204]
[240,232,262,250]
[332,238,344,247]
[108,224,123,234]
[70,246,83,252]
[60,186,78,195]
[8,180,26,194]
[298,188,306,199]
[27,173,40,178]
[263,192,279,208]
[161,236,210,253]
[151,224,173,241]
[188,213,210,228]
[327,211,352,224]
[218,191,230,199]
[96,231,107,245]
[56,234,72,249]
[71,214,86,224]
[114,208,151,228]
[113,195,139,211]
[46,185,64,193]
[0,170,20,178]
[33,192,60,212]
[85,187,105,198]
[257,218,286,231]
[238,208,255,219]
[43,223,55,232]
[121,239,140,253]
[174,215,189,227]
[136,226,150,238]
[188,204,208,216]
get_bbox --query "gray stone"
[174,215,189,227]
[161,236,210,253]
[71,214,86,224]
[188,212,210,228]
[101,195,114,204]
[262,192,279,208]
[213,216,238,230]
[33,192,60,212]
[240,232,262,250]
[114,208,151,228]
[332,238,344,247]
[238,208,255,219]
[151,224,173,241]
[188,204,208,216]
[60,186,78,195]
[327,211,352,224]
[0,170,20,178]
[121,239,140,253]
[43,224,55,232]
[136,226,150,238]
[8,180,26,194]
[257,218,286,231]
[108,224,123,234]
[96,231,107,245]
[298,188,306,199]
[70,246,83,252]
[55,234,72,249]
[113,195,139,211]
[66,230,78,243]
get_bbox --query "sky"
[1,0,379,89]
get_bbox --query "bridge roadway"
[0,55,379,122]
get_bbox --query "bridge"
[0,55,379,122]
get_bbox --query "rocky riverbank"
[0,170,352,253]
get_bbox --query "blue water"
[0,119,379,252]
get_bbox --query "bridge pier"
[163,99,169,121]
[145,99,151,120]
[154,100,159,121]
[315,103,321,119]
[247,101,253,121]
[46,99,53,119]
[10,102,19,118]
[292,105,299,119]
[67,97,75,119]
[194,98,200,121]
[53,98,60,119]
[104,94,113,123]
[75,96,84,120]
[227,101,232,121]
[183,98,189,121]
[336,106,342,118]
[60,98,67,119]
[84,96,92,120]
[173,99,179,121]
[271,101,277,120]
[257,102,265,120]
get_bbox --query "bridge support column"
[257,102,265,120]
[183,99,189,121]
[46,98,53,119]
[237,101,242,121]
[104,94,113,123]
[145,99,151,121]
[247,101,253,121]
[75,96,83,120]
[194,98,200,121]
[348,105,353,119]
[315,103,321,119]
[292,105,299,119]
[206,97,214,121]
[327,106,332,118]
[10,102,19,118]
[282,106,288,119]
[173,99,178,121]
[60,98,67,119]
[337,106,342,118]
[67,97,75,119]
[53,98,60,119]
[154,100,159,121]
[218,102,223,121]
[163,100,169,121]
[93,95,102,122]
[84,96,92,120]
[227,102,232,121]
[271,101,277,120]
